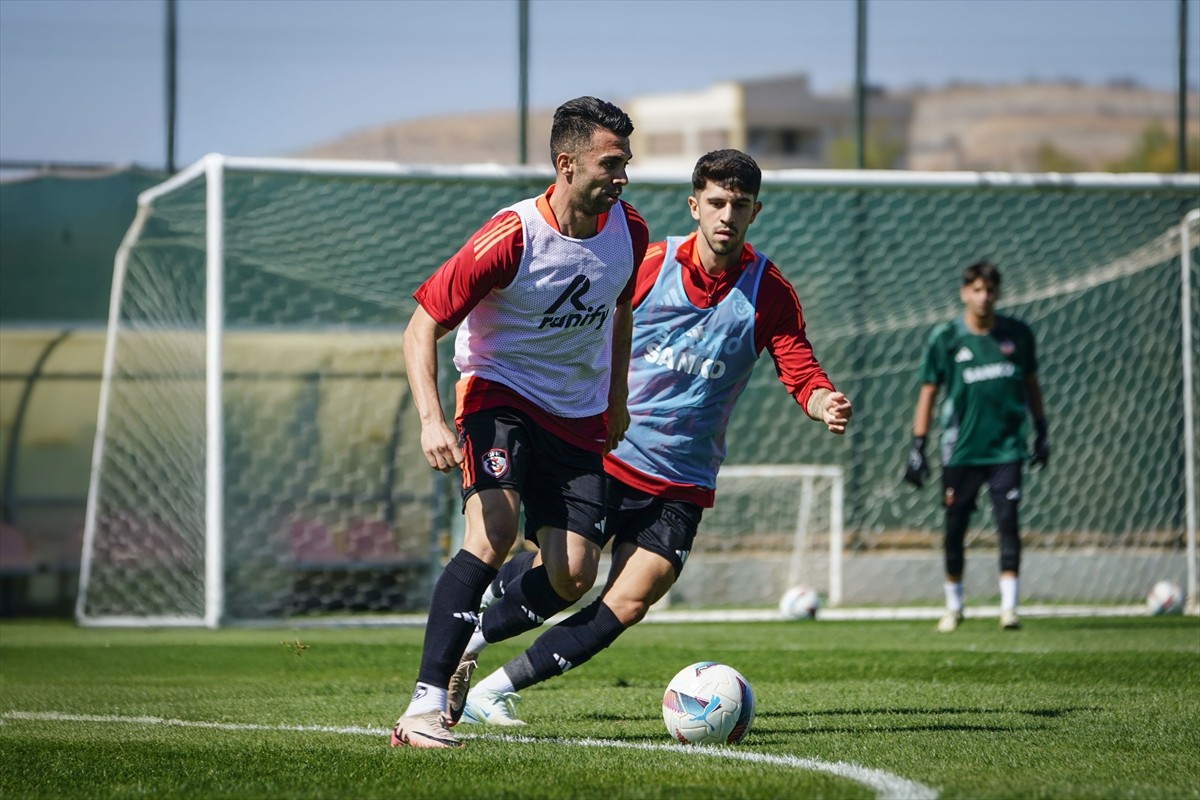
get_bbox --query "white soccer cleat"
[462,688,527,726]
[389,710,463,749]
[999,609,1021,630]
[937,610,964,633]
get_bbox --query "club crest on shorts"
[482,448,510,479]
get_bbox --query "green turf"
[1,616,1197,799]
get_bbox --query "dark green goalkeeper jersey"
[918,314,1038,467]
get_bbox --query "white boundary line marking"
[2,710,939,800]
[227,604,1149,629]
[484,731,939,800]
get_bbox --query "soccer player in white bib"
[390,97,650,748]
[902,262,1049,632]
[449,149,852,726]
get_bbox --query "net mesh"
[78,161,1199,622]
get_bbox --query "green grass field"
[1,616,1197,799]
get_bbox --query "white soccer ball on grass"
[779,584,821,620]
[1146,580,1185,615]
[662,661,755,745]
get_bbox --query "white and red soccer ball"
[779,585,821,620]
[662,661,755,745]
[1146,580,1185,615]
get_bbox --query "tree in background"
[1106,122,1199,173]
[826,122,907,169]
[1030,124,1197,174]
[1033,141,1087,173]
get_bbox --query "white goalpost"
[1181,208,1199,617]
[711,465,845,607]
[77,156,229,627]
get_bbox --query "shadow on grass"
[745,705,1100,740]
[580,711,662,722]
[744,723,1035,744]
[761,706,1099,719]
[581,706,1097,724]
[480,721,1033,747]
[496,707,1099,748]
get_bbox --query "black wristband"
[912,435,927,452]
[1034,419,1048,438]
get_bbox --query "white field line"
[234,604,1148,629]
[1,710,939,800]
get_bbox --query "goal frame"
[75,154,1200,626]
[1181,208,1199,616]
[77,157,228,627]
[717,464,845,606]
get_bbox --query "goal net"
[77,156,1199,625]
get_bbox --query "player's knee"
[467,531,519,568]
[545,561,598,602]
[603,594,652,626]
[625,596,653,625]
[464,510,520,564]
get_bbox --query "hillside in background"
[907,82,1197,171]
[296,81,1197,172]
[299,108,557,167]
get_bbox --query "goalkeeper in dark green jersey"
[903,261,1048,632]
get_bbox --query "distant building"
[629,74,913,171]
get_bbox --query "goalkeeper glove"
[903,435,930,487]
[1030,419,1050,468]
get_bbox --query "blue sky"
[1,0,1196,170]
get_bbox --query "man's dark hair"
[692,149,762,197]
[962,261,1001,288]
[549,97,634,163]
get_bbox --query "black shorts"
[458,406,607,545]
[605,477,703,578]
[941,461,1022,512]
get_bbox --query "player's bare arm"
[806,388,853,435]
[605,300,633,451]
[402,305,462,473]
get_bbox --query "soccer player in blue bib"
[903,262,1049,632]
[448,149,852,726]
